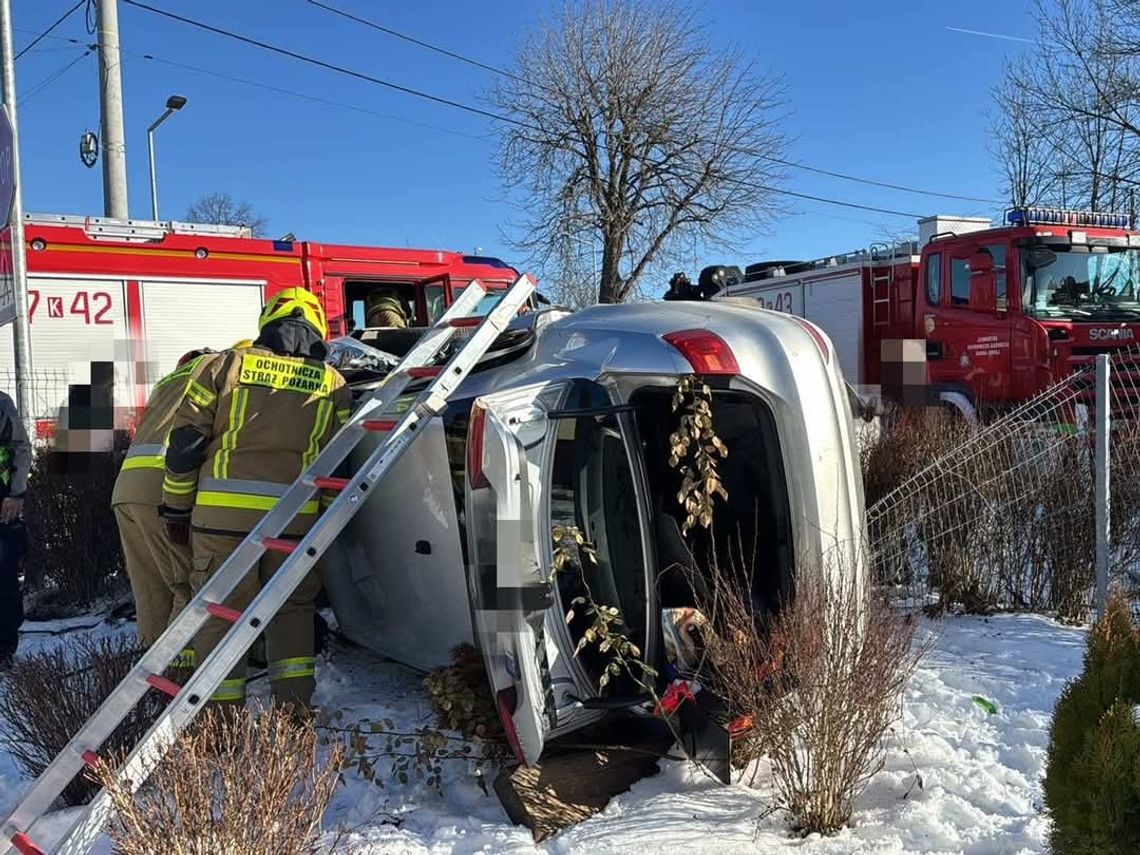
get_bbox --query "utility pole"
[97,0,129,219]
[0,0,36,437]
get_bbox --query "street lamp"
[147,94,187,221]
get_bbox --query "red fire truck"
[719,208,1140,421]
[0,213,522,437]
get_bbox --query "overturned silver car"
[322,298,867,767]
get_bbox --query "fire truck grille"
[1066,350,1140,418]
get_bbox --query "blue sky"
[11,0,1034,279]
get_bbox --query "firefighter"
[364,287,409,328]
[0,391,30,667]
[112,349,217,654]
[160,289,351,711]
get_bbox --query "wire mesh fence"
[0,370,71,420]
[865,348,1140,622]
[0,369,75,441]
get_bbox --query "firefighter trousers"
[189,531,322,709]
[114,503,192,648]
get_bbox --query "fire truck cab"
[719,208,1140,420]
[0,213,523,439]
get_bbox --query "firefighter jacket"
[365,294,408,328]
[0,392,30,501]
[161,344,352,536]
[111,355,216,507]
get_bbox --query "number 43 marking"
[28,290,113,324]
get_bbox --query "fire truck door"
[939,245,1013,402]
[420,273,450,325]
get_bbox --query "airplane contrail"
[946,26,1034,44]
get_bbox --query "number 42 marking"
[27,290,113,324]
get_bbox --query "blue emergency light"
[1006,207,1131,228]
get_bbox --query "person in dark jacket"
[0,391,31,666]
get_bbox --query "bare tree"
[185,192,269,237]
[989,69,1057,207]
[993,0,1140,211]
[546,259,600,310]
[487,0,787,304]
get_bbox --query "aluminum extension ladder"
[1,274,536,855]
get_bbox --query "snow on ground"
[0,613,1087,854]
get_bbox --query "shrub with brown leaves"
[0,632,163,806]
[696,562,927,835]
[424,643,504,740]
[95,706,344,855]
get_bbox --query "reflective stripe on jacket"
[162,346,352,536]
[111,356,216,507]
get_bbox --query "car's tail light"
[789,316,830,364]
[663,329,740,375]
[496,686,527,764]
[467,403,490,489]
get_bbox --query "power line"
[121,0,527,128]
[19,47,93,104]
[304,0,994,207]
[119,2,932,221]
[305,0,524,83]
[130,51,493,143]
[764,156,1002,205]
[16,0,85,60]
[737,181,925,219]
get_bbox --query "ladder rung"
[80,750,101,768]
[362,419,396,432]
[10,833,44,855]
[145,674,181,698]
[313,476,350,490]
[262,537,297,555]
[407,366,442,379]
[447,316,483,328]
[205,602,242,623]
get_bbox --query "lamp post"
[147,94,187,220]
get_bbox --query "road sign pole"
[0,0,35,437]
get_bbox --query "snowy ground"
[0,612,1087,854]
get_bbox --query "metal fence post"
[1095,354,1111,618]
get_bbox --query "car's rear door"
[464,381,568,765]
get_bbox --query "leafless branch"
[486,0,787,303]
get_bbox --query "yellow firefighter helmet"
[231,339,255,350]
[258,287,328,339]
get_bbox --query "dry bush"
[695,560,925,835]
[859,408,968,510]
[24,445,127,612]
[865,406,1133,622]
[96,705,344,855]
[0,632,164,806]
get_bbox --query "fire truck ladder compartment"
[1,274,537,855]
